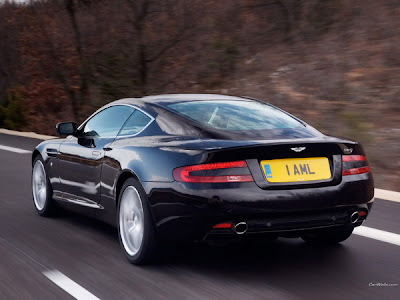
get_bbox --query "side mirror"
[56,122,77,136]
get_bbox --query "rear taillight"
[342,155,367,162]
[212,222,233,229]
[173,160,254,183]
[342,155,370,176]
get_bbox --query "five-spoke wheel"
[32,159,47,211]
[119,186,145,256]
[32,156,57,216]
[117,178,158,264]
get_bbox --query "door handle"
[92,150,101,156]
[46,148,59,157]
[103,147,112,151]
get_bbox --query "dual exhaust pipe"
[350,211,360,224]
[221,211,360,235]
[233,222,248,234]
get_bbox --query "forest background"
[1,0,399,190]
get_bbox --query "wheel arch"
[115,169,140,208]
[32,149,42,166]
[114,170,158,227]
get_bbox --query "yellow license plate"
[261,157,331,183]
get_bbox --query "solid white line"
[0,128,56,140]
[0,145,31,154]
[43,270,100,300]
[375,188,400,203]
[354,226,400,246]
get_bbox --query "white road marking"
[354,226,400,246]
[0,145,31,154]
[43,270,100,300]
[0,128,56,140]
[375,188,400,203]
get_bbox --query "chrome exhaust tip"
[350,211,359,224]
[234,222,248,234]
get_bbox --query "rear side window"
[118,110,152,137]
[82,106,134,138]
[167,100,302,131]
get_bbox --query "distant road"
[0,132,399,299]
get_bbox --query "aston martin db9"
[31,94,374,264]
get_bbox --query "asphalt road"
[0,132,399,300]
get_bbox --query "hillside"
[0,0,399,190]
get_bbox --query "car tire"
[117,178,158,265]
[301,227,354,245]
[32,156,58,217]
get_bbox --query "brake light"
[342,155,370,176]
[212,222,233,229]
[342,155,367,162]
[173,160,254,183]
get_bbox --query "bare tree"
[125,0,196,93]
[63,0,90,115]
[240,0,292,41]
[25,0,92,120]
[0,1,20,102]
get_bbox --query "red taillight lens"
[212,222,233,229]
[342,155,367,162]
[342,166,370,176]
[173,160,254,183]
[342,155,370,176]
[358,211,367,217]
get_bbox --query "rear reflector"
[358,211,367,217]
[212,223,232,229]
[342,166,370,176]
[173,160,254,183]
[342,155,370,176]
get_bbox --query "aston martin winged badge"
[291,147,306,152]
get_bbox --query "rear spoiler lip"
[167,137,358,151]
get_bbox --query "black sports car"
[32,94,374,264]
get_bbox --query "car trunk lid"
[178,137,362,190]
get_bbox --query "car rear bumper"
[204,204,370,240]
[142,172,374,241]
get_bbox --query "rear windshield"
[166,100,302,131]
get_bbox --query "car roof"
[111,94,250,106]
[142,94,248,103]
